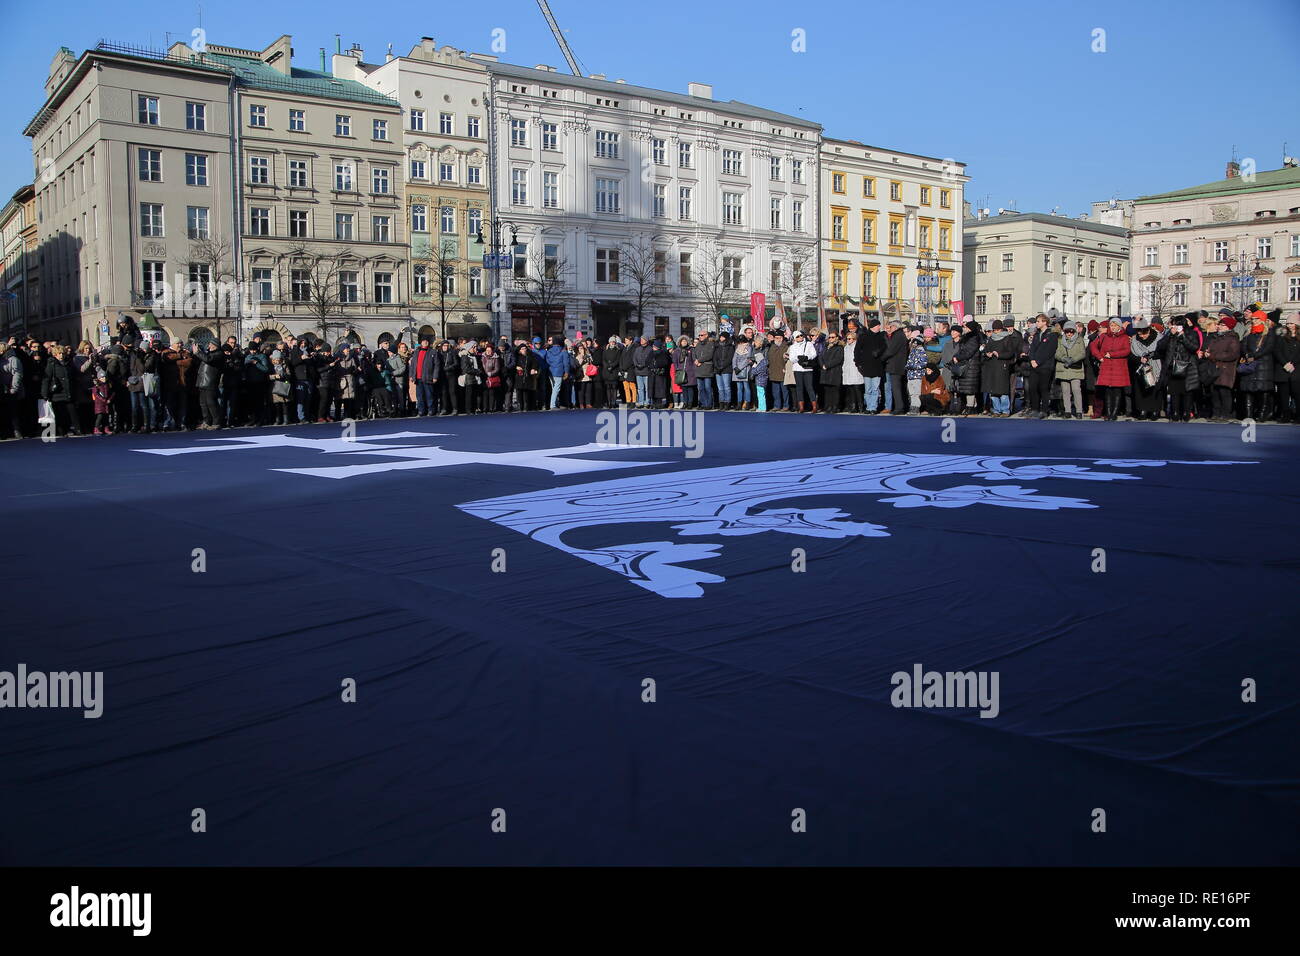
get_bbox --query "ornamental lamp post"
[477,217,519,340]
[1224,252,1260,314]
[916,255,941,327]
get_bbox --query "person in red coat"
[1089,319,1132,420]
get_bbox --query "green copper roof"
[202,52,398,108]
[1135,166,1300,204]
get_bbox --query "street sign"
[1230,276,1255,289]
[917,276,940,288]
[483,254,514,269]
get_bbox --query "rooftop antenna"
[1050,205,1060,216]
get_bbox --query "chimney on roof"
[1226,159,1241,179]
[421,36,435,53]
[687,81,713,99]
[589,73,606,80]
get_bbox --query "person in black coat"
[881,322,909,414]
[194,341,223,429]
[949,321,985,414]
[1273,320,1300,422]
[648,339,672,408]
[1163,317,1202,422]
[1023,313,1058,419]
[601,337,624,408]
[819,333,844,413]
[42,346,80,436]
[855,319,887,414]
[1238,316,1277,421]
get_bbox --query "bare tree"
[618,239,664,333]
[427,238,471,339]
[186,234,238,340]
[514,245,573,337]
[770,244,816,330]
[286,242,354,344]
[1138,275,1180,322]
[687,238,746,333]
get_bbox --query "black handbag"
[1237,358,1259,376]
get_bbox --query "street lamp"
[1224,252,1261,313]
[916,255,941,327]
[477,217,520,339]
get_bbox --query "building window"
[372,167,390,194]
[976,254,987,274]
[289,109,305,132]
[289,210,308,237]
[335,213,354,241]
[1001,252,1014,271]
[889,181,901,201]
[1089,258,1096,278]
[439,163,454,182]
[512,169,528,205]
[770,156,782,181]
[679,252,692,286]
[541,122,558,151]
[291,269,310,302]
[249,104,266,127]
[1291,235,1300,258]
[542,171,559,209]
[679,141,693,169]
[652,138,666,165]
[722,191,743,225]
[940,189,951,208]
[1061,254,1069,273]
[138,96,160,125]
[770,197,782,229]
[863,217,874,244]
[412,264,428,295]
[652,183,666,218]
[374,272,393,303]
[1173,282,1187,306]
[920,186,931,205]
[338,271,358,303]
[595,177,621,214]
[1144,246,1158,266]
[252,267,272,301]
[186,101,206,131]
[792,200,803,232]
[919,224,931,249]
[373,119,388,140]
[410,160,426,180]
[791,160,804,184]
[249,155,270,185]
[249,207,270,236]
[862,269,874,297]
[372,215,391,242]
[543,243,560,280]
[595,130,620,159]
[438,112,454,135]
[832,213,845,241]
[1000,293,1013,313]
[1213,240,1229,262]
[1289,276,1300,301]
[468,208,482,236]
[679,186,693,221]
[722,256,743,290]
[889,220,901,245]
[513,243,528,279]
[185,153,208,186]
[439,206,455,234]
[335,114,352,136]
[722,149,743,176]
[975,294,986,315]
[139,202,164,237]
[410,205,427,232]
[596,247,620,283]
[1105,261,1113,279]
[334,163,353,191]
[289,159,309,188]
[511,119,528,147]
[186,205,209,239]
[1174,243,1188,264]
[832,172,845,194]
[138,148,162,182]
[470,267,483,296]
[1211,280,1227,304]
[939,226,950,251]
[863,177,875,198]
[888,272,901,298]
[832,268,845,296]
[467,116,481,138]
[1256,279,1270,302]
[407,109,424,132]
[439,267,456,295]
[1258,237,1272,259]
[467,166,482,185]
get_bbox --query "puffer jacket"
[951,331,984,393]
[980,330,1016,394]
[1238,330,1276,392]
[732,345,755,382]
[1054,333,1087,381]
[1164,329,1201,390]
[1089,331,1132,387]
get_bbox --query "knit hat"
[991,319,1004,330]
[1133,317,1150,330]
[964,320,980,334]
[1087,320,1100,333]
[1221,316,1237,330]
[1151,321,1164,332]
[532,336,542,345]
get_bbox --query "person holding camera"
[788,330,818,413]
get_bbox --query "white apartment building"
[483,61,821,342]
[821,138,967,328]
[963,212,1130,325]
[1131,161,1300,316]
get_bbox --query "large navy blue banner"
[1,414,1296,865]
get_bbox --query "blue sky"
[5,0,1298,213]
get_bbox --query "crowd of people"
[2,305,1298,440]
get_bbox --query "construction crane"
[537,0,583,76]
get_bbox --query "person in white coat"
[787,331,819,413]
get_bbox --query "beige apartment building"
[821,138,968,328]
[339,37,493,339]
[1,184,39,338]
[24,44,238,345]
[962,212,1130,326]
[1130,161,1300,317]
